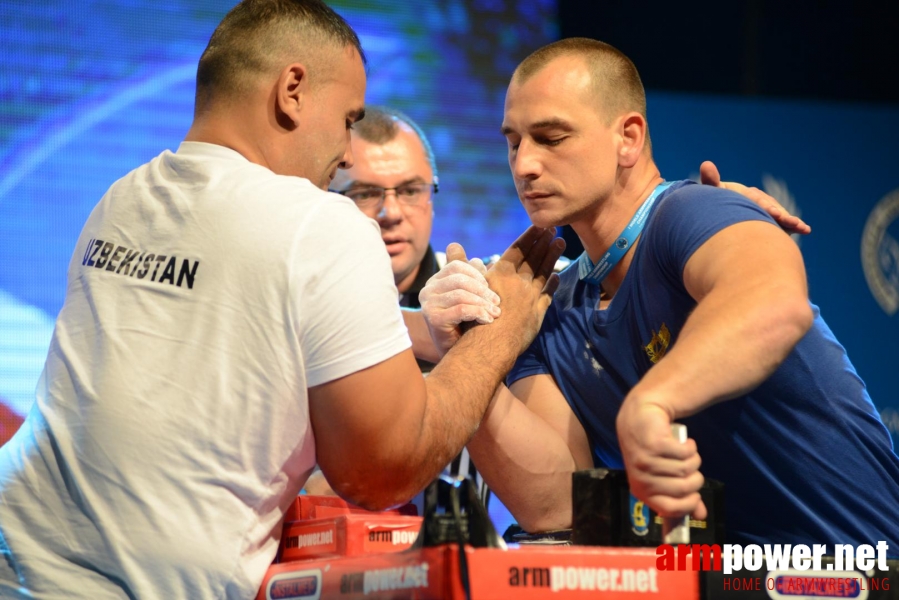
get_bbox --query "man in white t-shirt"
[0,2,564,598]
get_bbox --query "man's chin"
[392,252,427,291]
[526,210,568,230]
[391,257,414,282]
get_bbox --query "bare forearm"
[402,308,442,364]
[389,325,525,501]
[317,226,563,510]
[340,323,530,508]
[467,385,577,532]
[403,222,565,493]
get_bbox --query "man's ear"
[275,63,308,131]
[617,112,647,168]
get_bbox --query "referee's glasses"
[333,181,437,217]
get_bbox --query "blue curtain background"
[0,1,896,534]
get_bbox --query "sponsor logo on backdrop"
[762,174,802,246]
[862,188,899,316]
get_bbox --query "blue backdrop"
[0,1,896,521]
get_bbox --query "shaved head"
[194,0,365,112]
[514,38,648,130]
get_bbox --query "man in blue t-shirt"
[422,38,899,550]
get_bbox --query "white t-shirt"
[0,142,411,599]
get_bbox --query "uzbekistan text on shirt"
[82,238,200,289]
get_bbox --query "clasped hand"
[420,226,565,356]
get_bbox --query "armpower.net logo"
[656,542,892,596]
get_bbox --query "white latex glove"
[420,242,501,357]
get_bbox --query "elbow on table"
[326,464,424,512]
[514,505,572,534]
[340,491,411,512]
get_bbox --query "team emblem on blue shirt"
[629,493,650,536]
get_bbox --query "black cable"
[450,481,472,600]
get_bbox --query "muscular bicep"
[308,348,426,504]
[682,220,808,303]
[509,374,593,471]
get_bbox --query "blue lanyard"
[578,181,674,287]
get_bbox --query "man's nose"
[339,135,355,170]
[377,190,404,223]
[512,139,542,181]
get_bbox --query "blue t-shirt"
[510,180,899,549]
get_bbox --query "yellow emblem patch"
[631,501,647,528]
[644,323,671,364]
